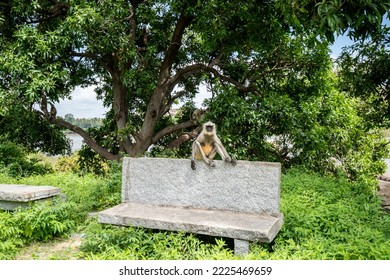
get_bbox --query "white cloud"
[55,86,107,118]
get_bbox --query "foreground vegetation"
[1,162,389,260]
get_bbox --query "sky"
[55,86,105,119]
[56,21,388,119]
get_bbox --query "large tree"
[0,0,388,160]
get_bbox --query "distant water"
[66,133,83,152]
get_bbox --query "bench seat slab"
[98,202,283,242]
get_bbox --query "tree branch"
[36,110,120,161]
[168,127,201,150]
[27,2,69,24]
[168,63,254,95]
[167,58,298,99]
[54,118,120,161]
[128,0,146,41]
[152,120,197,144]
[70,51,114,73]
[160,12,194,79]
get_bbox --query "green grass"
[0,168,389,260]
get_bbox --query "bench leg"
[234,239,249,255]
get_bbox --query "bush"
[56,151,109,176]
[0,140,52,177]
[56,154,80,173]
[0,106,71,155]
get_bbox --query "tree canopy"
[337,26,390,127]
[0,0,389,173]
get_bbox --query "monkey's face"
[203,121,215,136]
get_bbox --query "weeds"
[248,169,390,259]
[79,220,234,260]
[0,200,78,259]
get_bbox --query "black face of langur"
[204,123,215,136]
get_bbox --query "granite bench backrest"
[121,157,281,215]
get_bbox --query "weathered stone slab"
[122,157,281,214]
[0,184,62,210]
[98,202,283,242]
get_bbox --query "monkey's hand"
[209,160,216,168]
[191,160,196,170]
[225,156,237,166]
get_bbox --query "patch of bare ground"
[15,234,83,260]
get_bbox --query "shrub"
[56,154,80,173]
[56,151,109,176]
[0,140,52,177]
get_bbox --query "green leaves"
[0,107,71,155]
[0,26,71,104]
[337,27,390,127]
[0,139,53,177]
[276,0,390,42]
[0,200,77,259]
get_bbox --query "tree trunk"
[137,12,193,149]
[112,73,133,155]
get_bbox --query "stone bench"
[98,157,284,255]
[0,184,62,210]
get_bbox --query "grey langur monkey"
[191,121,237,170]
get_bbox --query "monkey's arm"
[190,140,199,170]
[214,137,237,166]
[214,136,229,159]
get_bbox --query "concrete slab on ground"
[0,184,62,210]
